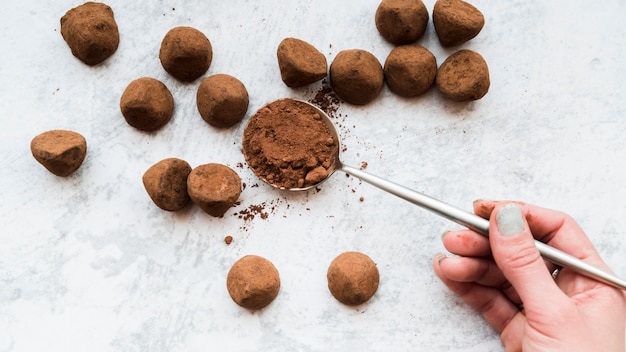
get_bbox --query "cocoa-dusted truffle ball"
[433,0,485,47]
[330,49,384,105]
[196,74,249,128]
[159,26,212,82]
[31,130,87,177]
[276,38,328,87]
[142,158,192,211]
[436,49,490,102]
[327,252,379,306]
[227,255,280,310]
[60,2,119,65]
[187,163,241,217]
[384,44,437,98]
[120,77,174,131]
[375,0,429,45]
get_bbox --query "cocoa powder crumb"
[235,202,271,221]
[224,235,233,245]
[309,79,341,118]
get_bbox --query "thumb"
[490,203,565,310]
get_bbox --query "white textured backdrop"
[1,0,626,351]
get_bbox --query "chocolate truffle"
[60,2,119,65]
[375,0,429,45]
[226,255,280,310]
[433,0,485,47]
[31,130,87,177]
[329,49,384,105]
[276,38,328,87]
[384,44,437,97]
[119,77,174,131]
[159,26,212,82]
[327,252,379,306]
[187,163,241,217]
[196,74,249,128]
[142,158,192,211]
[436,49,490,102]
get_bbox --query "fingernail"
[440,231,449,242]
[496,203,525,237]
[437,253,447,265]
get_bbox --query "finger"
[438,255,521,304]
[438,256,503,285]
[433,254,521,333]
[442,230,491,257]
[489,203,567,312]
[500,312,526,351]
[473,199,523,219]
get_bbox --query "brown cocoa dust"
[242,99,338,189]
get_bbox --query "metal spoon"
[246,99,626,291]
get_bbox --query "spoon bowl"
[242,98,626,290]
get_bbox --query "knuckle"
[499,244,542,271]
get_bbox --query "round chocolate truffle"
[120,77,174,131]
[375,0,429,45]
[60,2,119,65]
[327,252,379,306]
[227,255,280,310]
[187,163,241,217]
[276,38,328,87]
[159,26,212,82]
[329,49,384,105]
[433,0,485,47]
[384,44,437,97]
[436,49,490,102]
[196,74,249,128]
[31,130,87,177]
[142,158,192,211]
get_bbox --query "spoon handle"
[339,163,626,290]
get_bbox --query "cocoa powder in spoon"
[242,99,338,189]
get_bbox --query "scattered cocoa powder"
[31,130,87,177]
[142,158,191,211]
[242,99,338,189]
[60,2,119,65]
[235,203,270,221]
[159,26,212,82]
[224,235,233,245]
[227,255,280,310]
[327,252,379,305]
[309,80,341,118]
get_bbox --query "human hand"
[433,200,626,351]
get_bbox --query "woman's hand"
[433,200,626,351]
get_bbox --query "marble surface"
[2,0,626,351]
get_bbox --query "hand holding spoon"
[242,98,626,290]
